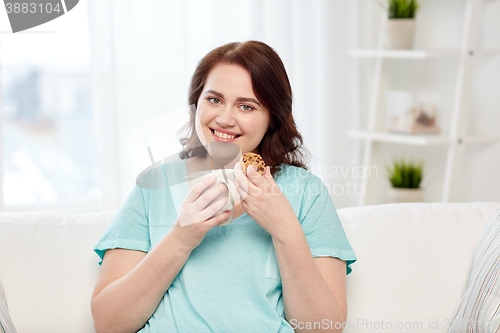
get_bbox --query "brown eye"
[240,104,254,111]
[209,97,221,104]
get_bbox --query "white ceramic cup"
[184,169,236,227]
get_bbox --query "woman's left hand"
[233,162,297,236]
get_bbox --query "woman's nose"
[216,106,236,127]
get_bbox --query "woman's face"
[195,63,270,157]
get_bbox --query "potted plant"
[386,158,424,202]
[376,0,420,49]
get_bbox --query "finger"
[236,184,248,201]
[196,183,228,212]
[264,166,276,186]
[192,189,229,224]
[185,175,217,203]
[205,210,232,228]
[247,165,265,186]
[207,188,230,212]
[264,166,272,180]
[234,162,249,193]
[232,186,242,205]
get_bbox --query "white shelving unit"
[350,0,500,206]
[348,49,500,59]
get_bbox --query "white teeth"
[214,130,236,140]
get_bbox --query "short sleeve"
[94,185,151,265]
[298,176,357,275]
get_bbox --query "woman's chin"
[206,141,241,163]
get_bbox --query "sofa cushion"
[0,279,17,333]
[0,211,115,333]
[338,202,500,333]
[447,208,500,332]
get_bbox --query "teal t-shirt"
[94,160,357,333]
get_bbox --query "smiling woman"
[196,64,270,157]
[91,40,357,333]
[179,41,309,178]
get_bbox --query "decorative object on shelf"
[386,158,424,202]
[376,0,420,49]
[386,90,441,134]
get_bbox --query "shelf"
[348,49,500,59]
[462,135,500,144]
[348,131,450,146]
[348,131,500,146]
[476,49,500,57]
[348,49,461,59]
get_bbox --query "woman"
[91,41,356,333]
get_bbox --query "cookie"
[240,152,265,176]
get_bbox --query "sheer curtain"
[87,0,356,210]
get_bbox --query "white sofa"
[1,202,499,333]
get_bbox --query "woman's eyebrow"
[237,97,261,107]
[205,90,261,107]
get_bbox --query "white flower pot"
[385,19,415,49]
[389,187,423,203]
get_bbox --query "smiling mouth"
[210,128,242,140]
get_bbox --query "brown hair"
[178,40,310,178]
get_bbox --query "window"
[0,3,100,211]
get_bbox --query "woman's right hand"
[171,175,232,252]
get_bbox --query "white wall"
[355,0,500,204]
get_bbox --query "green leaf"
[386,158,424,188]
[386,0,420,19]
